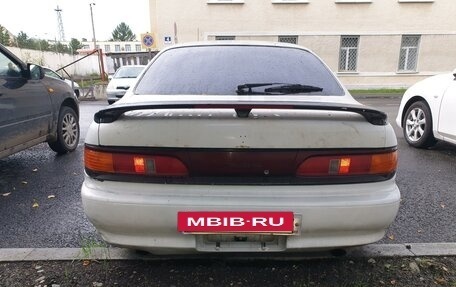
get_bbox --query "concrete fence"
[6,46,156,77]
[6,46,103,76]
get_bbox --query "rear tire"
[48,106,80,154]
[402,101,436,148]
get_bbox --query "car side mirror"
[108,75,113,81]
[27,64,45,80]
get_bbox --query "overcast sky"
[1,0,150,42]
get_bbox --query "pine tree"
[111,22,136,41]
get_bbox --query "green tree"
[17,31,34,49]
[68,38,83,54]
[0,25,10,45]
[111,22,136,41]
[51,42,70,54]
[39,39,50,51]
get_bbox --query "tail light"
[296,151,397,177]
[84,146,188,177]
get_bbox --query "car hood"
[64,79,80,88]
[107,78,139,90]
[406,73,454,96]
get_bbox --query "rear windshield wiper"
[236,83,323,95]
[265,84,323,94]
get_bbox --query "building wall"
[149,0,456,88]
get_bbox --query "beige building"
[73,40,146,53]
[149,0,456,88]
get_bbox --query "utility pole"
[89,2,105,81]
[89,3,96,50]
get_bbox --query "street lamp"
[89,3,96,50]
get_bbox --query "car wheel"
[403,101,436,148]
[48,106,80,154]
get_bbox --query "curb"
[0,243,455,262]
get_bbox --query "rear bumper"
[81,176,400,254]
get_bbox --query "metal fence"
[278,36,298,44]
[106,52,157,73]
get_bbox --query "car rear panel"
[83,104,400,252]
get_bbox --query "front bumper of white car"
[106,89,127,102]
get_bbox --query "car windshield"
[135,45,344,96]
[114,66,144,79]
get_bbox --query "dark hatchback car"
[0,44,80,159]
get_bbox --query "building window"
[207,0,244,4]
[398,35,420,72]
[398,0,434,2]
[115,45,120,52]
[215,36,236,41]
[272,0,309,3]
[125,44,131,52]
[278,36,298,44]
[135,44,141,51]
[339,36,359,72]
[335,0,372,3]
[104,45,111,52]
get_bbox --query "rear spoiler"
[94,101,387,126]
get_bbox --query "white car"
[82,42,400,254]
[106,65,146,104]
[396,70,456,148]
[43,67,80,97]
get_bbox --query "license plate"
[177,211,295,234]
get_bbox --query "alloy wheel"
[62,113,78,148]
[405,107,426,142]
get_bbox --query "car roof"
[163,40,312,52]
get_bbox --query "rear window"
[135,45,344,96]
